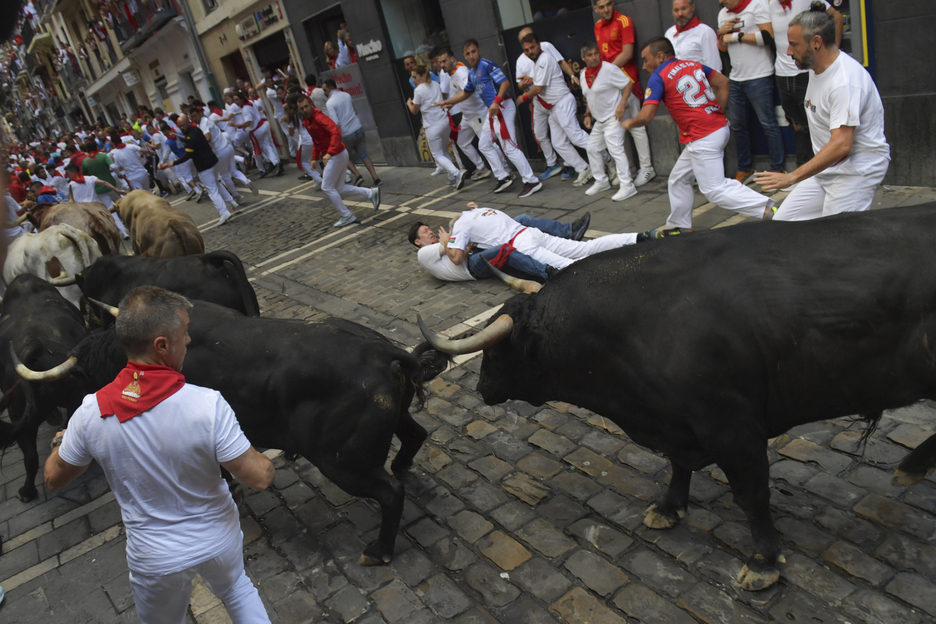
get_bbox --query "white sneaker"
[430,165,444,176]
[572,168,592,187]
[218,212,232,226]
[634,167,656,187]
[471,168,491,181]
[334,214,358,228]
[612,183,638,202]
[585,180,611,196]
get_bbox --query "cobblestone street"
[2,162,936,624]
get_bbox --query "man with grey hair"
[44,286,274,623]
[755,2,889,220]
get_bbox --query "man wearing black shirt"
[162,115,235,225]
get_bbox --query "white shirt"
[770,0,831,77]
[449,64,487,119]
[804,51,889,163]
[336,39,353,67]
[438,70,461,116]
[68,175,100,202]
[418,244,474,281]
[150,132,170,162]
[48,174,69,195]
[59,384,251,575]
[580,61,632,122]
[449,207,523,252]
[110,144,147,178]
[199,115,229,155]
[532,49,571,106]
[326,90,363,135]
[225,102,243,137]
[309,87,329,113]
[240,102,263,131]
[266,87,286,120]
[665,22,723,72]
[516,41,564,88]
[718,0,774,82]
[3,194,26,244]
[413,81,447,128]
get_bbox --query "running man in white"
[754,3,887,218]
[436,48,494,182]
[283,94,323,190]
[191,106,258,206]
[518,32,592,187]
[444,203,648,271]
[65,163,125,202]
[109,138,150,191]
[232,91,282,178]
[579,41,638,201]
[408,65,467,190]
[514,27,578,181]
[624,37,772,234]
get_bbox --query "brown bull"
[111,189,204,257]
[24,201,121,256]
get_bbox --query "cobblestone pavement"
[2,162,936,624]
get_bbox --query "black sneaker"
[493,177,513,193]
[455,169,468,191]
[374,178,383,186]
[298,173,312,180]
[570,212,591,241]
[353,175,364,186]
[545,266,560,280]
[518,181,543,198]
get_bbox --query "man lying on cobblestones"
[409,207,593,282]
[43,286,275,624]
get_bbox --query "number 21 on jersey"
[676,69,716,108]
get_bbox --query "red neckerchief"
[727,0,753,13]
[212,107,224,116]
[448,61,466,75]
[96,362,186,423]
[69,172,86,184]
[584,65,600,88]
[676,14,702,33]
[50,170,63,177]
[779,0,793,9]
[113,143,126,149]
[38,185,58,195]
[87,149,99,158]
[241,100,253,108]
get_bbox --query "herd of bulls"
[2,196,936,591]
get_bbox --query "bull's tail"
[212,250,261,316]
[407,342,452,411]
[58,224,96,268]
[170,221,205,256]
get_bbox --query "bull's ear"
[46,257,62,279]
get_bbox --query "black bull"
[30,301,448,565]
[419,205,936,591]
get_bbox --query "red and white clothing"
[198,115,240,203]
[448,63,491,173]
[59,381,270,623]
[240,101,280,166]
[774,52,890,221]
[717,0,774,82]
[413,81,460,180]
[516,41,564,167]
[581,61,635,188]
[68,174,105,202]
[303,110,374,218]
[449,207,637,271]
[645,57,771,228]
[531,50,588,173]
[594,9,641,97]
[665,16,722,72]
[110,143,149,190]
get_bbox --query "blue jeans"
[466,214,572,280]
[729,77,785,172]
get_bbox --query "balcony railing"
[111,0,181,53]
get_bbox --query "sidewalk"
[1,163,935,623]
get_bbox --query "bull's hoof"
[643,503,684,530]
[892,468,931,487]
[390,459,414,478]
[18,484,38,502]
[736,554,784,591]
[359,542,392,566]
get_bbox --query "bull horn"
[482,257,542,294]
[88,298,119,318]
[7,213,28,227]
[109,204,119,213]
[9,344,78,382]
[47,273,78,286]
[417,313,513,355]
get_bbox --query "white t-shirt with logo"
[59,384,251,575]
[449,65,488,119]
[665,22,723,72]
[413,81,447,128]
[69,175,100,202]
[449,207,523,252]
[770,0,831,77]
[580,61,632,122]
[418,243,473,281]
[804,51,889,164]
[718,0,774,82]
[532,51,571,106]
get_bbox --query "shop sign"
[123,71,141,87]
[86,95,96,107]
[237,1,284,41]
[355,39,383,62]
[323,64,364,97]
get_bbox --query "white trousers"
[129,534,270,624]
[773,153,889,221]
[625,93,653,170]
[514,228,637,270]
[425,119,460,178]
[249,123,280,165]
[217,144,251,189]
[174,160,198,189]
[530,98,558,167]
[667,125,771,229]
[322,148,372,217]
[127,171,150,191]
[545,93,588,172]
[479,99,537,184]
[198,166,232,217]
[588,117,632,186]
[459,115,502,172]
[295,144,323,184]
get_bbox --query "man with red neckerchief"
[44,286,274,623]
[592,0,656,187]
[665,0,722,71]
